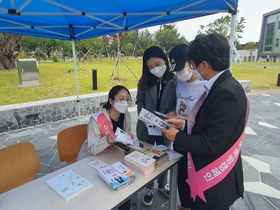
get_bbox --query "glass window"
[264,22,275,51]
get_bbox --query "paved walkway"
[1,89,280,210]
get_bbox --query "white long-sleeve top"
[77,108,131,160]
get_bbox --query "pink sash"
[186,94,250,203]
[93,111,114,137]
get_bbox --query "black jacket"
[175,70,247,206]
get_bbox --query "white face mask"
[194,69,206,80]
[113,101,129,113]
[192,63,206,80]
[176,67,192,81]
[150,65,167,78]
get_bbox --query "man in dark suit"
[162,33,247,210]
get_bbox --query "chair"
[57,124,88,164]
[0,142,41,194]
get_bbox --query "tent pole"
[229,12,237,73]
[71,39,81,123]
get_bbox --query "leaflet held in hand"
[114,127,144,151]
[139,108,171,129]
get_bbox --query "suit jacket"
[136,75,178,146]
[175,70,247,206]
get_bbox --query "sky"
[146,0,280,44]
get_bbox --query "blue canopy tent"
[0,0,238,122]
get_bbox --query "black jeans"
[118,199,131,210]
[146,135,168,189]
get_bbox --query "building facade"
[258,8,280,62]
[238,49,258,62]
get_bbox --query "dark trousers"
[175,149,193,209]
[193,199,230,210]
[174,144,233,210]
[118,199,131,210]
[146,135,168,189]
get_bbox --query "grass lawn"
[0,58,280,106]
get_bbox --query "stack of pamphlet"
[140,147,169,168]
[124,151,156,176]
[98,161,137,191]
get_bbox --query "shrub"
[51,55,59,62]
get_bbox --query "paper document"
[115,127,135,145]
[88,159,109,170]
[45,170,92,200]
[147,123,162,136]
[154,111,173,119]
[139,108,171,129]
[115,127,144,151]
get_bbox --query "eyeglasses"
[114,98,132,104]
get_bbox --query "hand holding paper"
[161,127,180,141]
[139,108,171,129]
[115,127,135,145]
[106,133,117,144]
[165,118,184,129]
[154,111,173,120]
[114,127,144,151]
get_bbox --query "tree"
[22,36,41,52]
[22,37,73,61]
[124,30,141,57]
[138,29,156,52]
[102,33,126,57]
[197,15,246,41]
[155,24,188,54]
[0,33,26,70]
[124,29,155,57]
[244,42,257,62]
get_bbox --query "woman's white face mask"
[150,65,167,78]
[176,67,192,81]
[113,101,129,113]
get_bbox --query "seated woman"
[78,85,134,158]
[77,85,134,210]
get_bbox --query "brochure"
[165,148,183,161]
[88,159,109,170]
[45,170,92,200]
[154,111,173,119]
[140,147,169,168]
[98,161,137,191]
[151,145,183,161]
[114,127,144,151]
[139,108,171,129]
[147,123,162,136]
[124,151,156,176]
[124,151,156,168]
[115,127,135,145]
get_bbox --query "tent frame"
[0,0,239,125]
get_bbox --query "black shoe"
[143,188,154,206]
[158,185,169,198]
